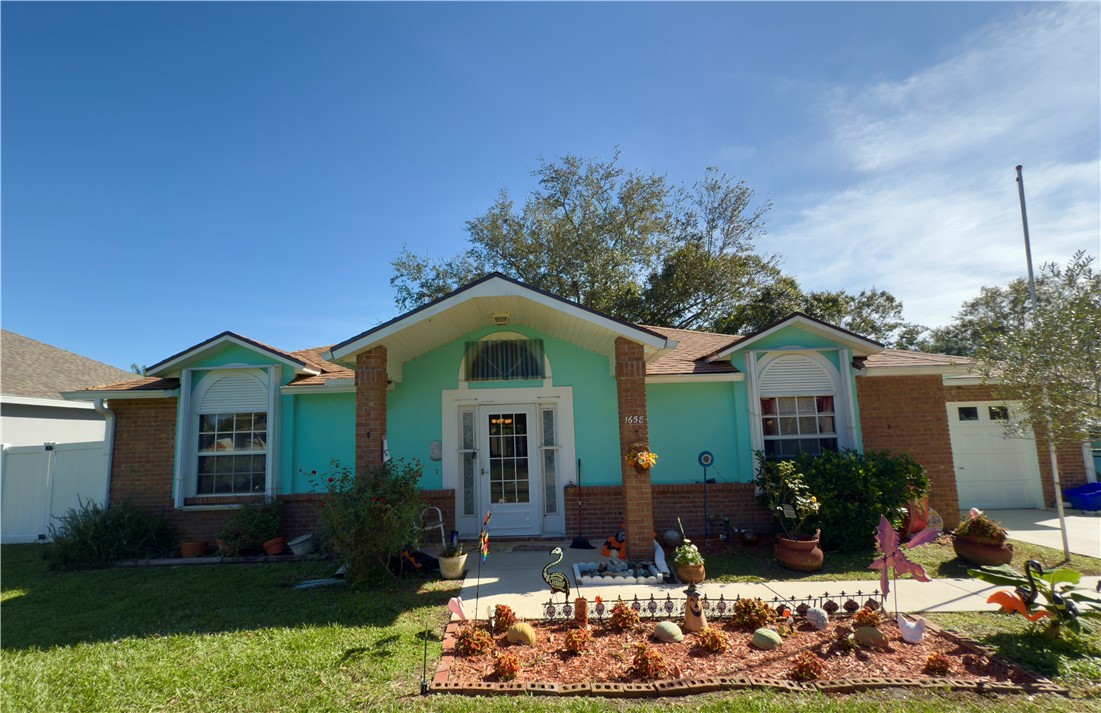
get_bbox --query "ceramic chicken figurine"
[896,613,927,643]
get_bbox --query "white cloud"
[773,3,1100,329]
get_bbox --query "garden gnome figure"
[683,583,706,632]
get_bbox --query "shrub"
[217,500,282,555]
[43,499,177,570]
[756,450,929,552]
[312,458,423,586]
[695,627,730,654]
[732,597,777,629]
[629,643,669,680]
[924,652,952,676]
[791,652,825,681]
[494,652,521,680]
[493,604,517,633]
[455,626,496,656]
[608,601,641,631]
[953,508,1008,543]
[563,627,592,655]
[852,606,881,628]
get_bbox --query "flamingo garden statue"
[543,547,570,604]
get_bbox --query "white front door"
[479,405,541,536]
[947,401,1043,509]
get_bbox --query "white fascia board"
[2,394,96,410]
[714,315,882,359]
[60,389,180,401]
[942,374,998,386]
[863,365,974,377]
[329,276,671,363]
[148,334,318,378]
[645,373,744,384]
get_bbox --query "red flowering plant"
[311,458,423,586]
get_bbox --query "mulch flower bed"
[432,612,1067,697]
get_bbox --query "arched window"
[192,370,269,495]
[757,353,841,458]
[464,339,545,381]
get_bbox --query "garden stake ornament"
[868,515,939,642]
[543,546,571,604]
[471,510,492,625]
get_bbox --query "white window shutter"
[199,373,268,412]
[759,355,833,396]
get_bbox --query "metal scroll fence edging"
[540,589,886,623]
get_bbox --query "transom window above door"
[761,396,838,458]
[465,339,545,381]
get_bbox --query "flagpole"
[1015,165,1071,562]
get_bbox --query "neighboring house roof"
[1,330,133,403]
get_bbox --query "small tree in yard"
[976,251,1101,559]
[313,459,424,586]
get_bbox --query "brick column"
[355,346,388,478]
[615,337,653,560]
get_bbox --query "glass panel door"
[479,405,539,535]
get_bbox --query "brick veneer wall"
[615,338,654,560]
[564,483,771,543]
[355,346,388,476]
[856,375,961,528]
[943,384,1088,506]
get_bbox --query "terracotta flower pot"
[774,532,824,572]
[675,563,706,584]
[953,535,1013,566]
[439,553,468,579]
[262,537,287,556]
[180,541,207,558]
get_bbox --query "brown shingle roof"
[1,330,135,400]
[863,349,973,369]
[81,376,181,392]
[643,326,741,376]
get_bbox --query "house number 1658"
[623,415,646,424]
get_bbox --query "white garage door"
[947,401,1043,510]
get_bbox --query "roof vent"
[491,312,510,327]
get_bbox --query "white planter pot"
[439,553,468,579]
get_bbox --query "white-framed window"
[196,412,267,494]
[179,367,276,502]
[464,339,545,381]
[760,395,838,458]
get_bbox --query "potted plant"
[755,457,823,571]
[438,540,468,579]
[217,500,282,556]
[952,508,1012,566]
[673,538,706,583]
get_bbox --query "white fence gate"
[1,441,108,544]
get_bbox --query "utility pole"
[1016,165,1072,562]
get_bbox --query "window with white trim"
[761,396,838,458]
[189,369,272,497]
[196,412,267,494]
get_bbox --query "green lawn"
[703,537,1101,583]
[2,544,1099,712]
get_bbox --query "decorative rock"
[854,626,888,648]
[805,606,830,631]
[653,621,684,643]
[505,622,537,646]
[751,628,782,650]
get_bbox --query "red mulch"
[445,616,1040,686]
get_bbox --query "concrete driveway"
[982,509,1100,559]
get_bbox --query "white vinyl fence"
[1,441,108,544]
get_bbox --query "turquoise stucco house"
[71,273,1082,559]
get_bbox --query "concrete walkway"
[982,508,1100,559]
[449,514,1101,620]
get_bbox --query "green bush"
[217,500,282,555]
[43,499,177,569]
[313,458,423,586]
[756,450,928,553]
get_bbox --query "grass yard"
[2,543,1099,712]
[703,536,1101,584]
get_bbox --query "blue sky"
[3,2,1098,372]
